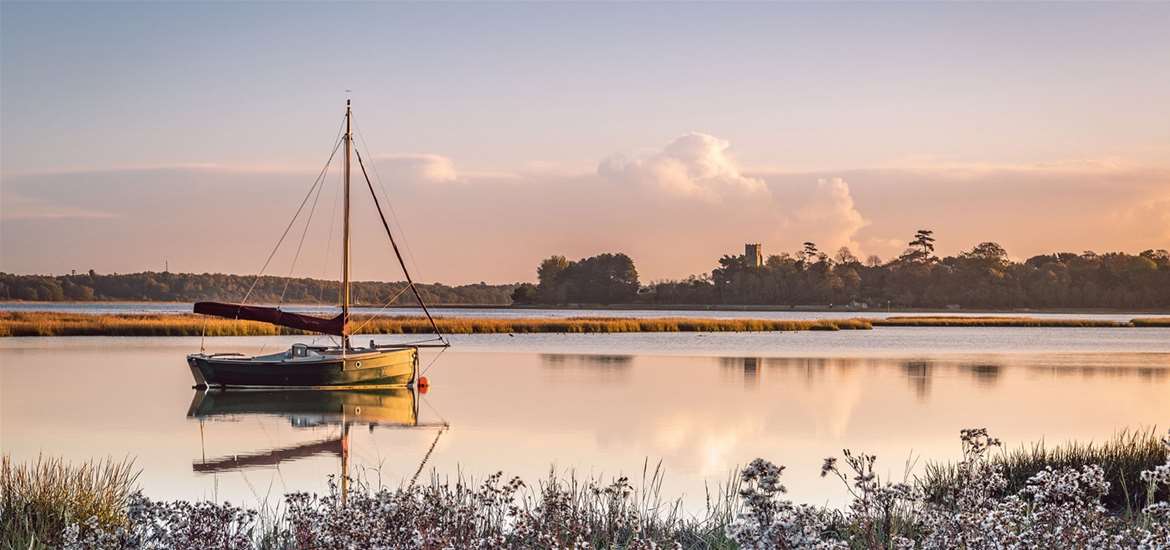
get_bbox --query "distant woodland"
[6,232,1169,309]
[512,231,1170,309]
[0,271,516,305]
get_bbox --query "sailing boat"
[187,100,447,389]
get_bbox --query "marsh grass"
[1132,317,1170,327]
[0,312,872,336]
[4,312,1165,336]
[873,316,1133,327]
[1,455,138,549]
[918,428,1168,513]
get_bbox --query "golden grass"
[872,316,1133,328]
[1131,317,1170,327]
[1,455,139,547]
[0,312,873,336]
[2,312,1164,336]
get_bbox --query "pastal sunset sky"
[2,3,1168,284]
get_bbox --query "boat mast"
[342,99,352,349]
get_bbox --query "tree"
[536,255,572,303]
[510,283,538,304]
[537,256,570,287]
[564,253,639,304]
[908,229,936,262]
[834,247,859,266]
[1140,249,1170,267]
[961,242,1009,268]
[799,242,820,266]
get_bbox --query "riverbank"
[1,312,1168,336]
[0,312,873,336]
[5,300,1170,316]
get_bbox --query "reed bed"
[872,315,1132,327]
[2,312,1165,336]
[0,312,873,336]
[1132,317,1170,327]
[1,455,139,549]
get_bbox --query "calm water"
[2,328,1168,512]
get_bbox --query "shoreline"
[2,300,1169,316]
[1,312,1167,337]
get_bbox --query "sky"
[2,2,1168,284]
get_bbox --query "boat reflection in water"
[187,388,447,502]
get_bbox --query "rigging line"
[419,394,449,429]
[279,153,331,305]
[317,165,342,304]
[352,121,424,283]
[351,121,417,268]
[353,147,448,345]
[199,316,208,352]
[241,132,344,306]
[389,336,445,347]
[348,284,412,335]
[408,428,445,489]
[419,344,448,376]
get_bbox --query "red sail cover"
[194,302,345,336]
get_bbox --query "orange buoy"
[418,376,430,394]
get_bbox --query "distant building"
[744,243,763,268]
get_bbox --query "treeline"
[514,231,1170,309]
[0,271,517,305]
[510,253,639,305]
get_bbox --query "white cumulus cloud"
[794,177,869,254]
[598,133,768,202]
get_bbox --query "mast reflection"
[187,388,447,503]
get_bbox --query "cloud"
[373,154,459,184]
[4,142,1169,283]
[791,178,869,254]
[760,163,1170,261]
[598,133,768,202]
[0,194,117,221]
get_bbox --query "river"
[2,326,1168,512]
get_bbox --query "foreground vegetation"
[4,429,1168,549]
[0,271,516,305]
[919,428,1170,513]
[515,235,1170,309]
[0,456,138,549]
[3,312,1167,336]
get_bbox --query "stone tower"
[745,243,763,268]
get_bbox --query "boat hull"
[187,348,417,389]
[186,388,418,426]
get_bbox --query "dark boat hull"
[187,348,417,389]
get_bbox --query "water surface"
[2,328,1168,512]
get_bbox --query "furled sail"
[193,302,345,336]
